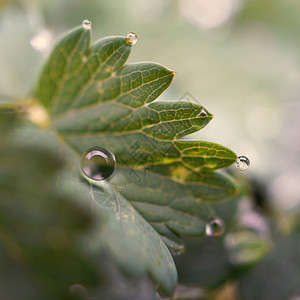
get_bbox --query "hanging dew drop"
[82,19,91,30]
[206,217,225,237]
[125,32,138,45]
[81,146,116,181]
[235,155,250,171]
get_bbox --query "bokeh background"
[0,0,299,298]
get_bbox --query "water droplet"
[125,32,138,45]
[235,155,250,171]
[81,147,116,181]
[196,108,208,117]
[82,19,91,30]
[206,217,225,237]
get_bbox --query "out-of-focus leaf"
[0,110,101,299]
[14,122,177,295]
[238,224,300,300]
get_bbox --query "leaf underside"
[34,25,238,294]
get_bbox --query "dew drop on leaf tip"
[125,32,138,45]
[82,19,91,30]
[235,155,250,171]
[80,146,116,181]
[206,217,225,237]
[196,108,208,117]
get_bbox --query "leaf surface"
[34,24,238,294]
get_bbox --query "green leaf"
[111,168,235,247]
[0,110,101,299]
[33,24,239,294]
[89,183,177,293]
[13,123,177,295]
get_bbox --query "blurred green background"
[0,0,300,298]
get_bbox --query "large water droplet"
[235,155,250,171]
[125,32,138,45]
[206,217,225,237]
[81,147,116,181]
[82,19,91,30]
